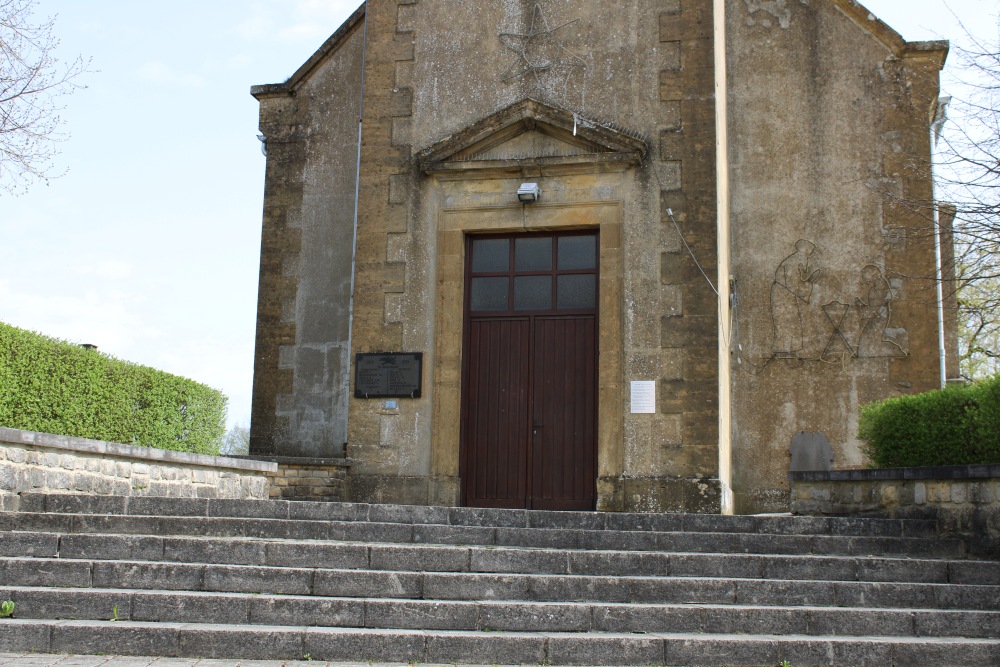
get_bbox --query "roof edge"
[250,83,290,99]
[831,0,948,67]
[902,40,950,69]
[831,0,905,52]
[251,2,366,100]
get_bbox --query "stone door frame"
[430,196,625,510]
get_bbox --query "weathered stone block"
[425,632,543,665]
[5,447,27,464]
[177,626,302,661]
[593,603,699,633]
[251,596,360,628]
[0,462,18,492]
[951,482,968,505]
[303,628,424,663]
[51,621,181,657]
[44,470,71,490]
[424,572,533,601]
[556,635,664,666]
[314,569,422,599]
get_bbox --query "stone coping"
[0,427,277,473]
[790,464,1000,483]
[239,455,353,467]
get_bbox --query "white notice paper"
[630,381,656,414]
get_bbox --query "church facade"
[249,0,953,514]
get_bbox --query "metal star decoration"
[499,4,586,98]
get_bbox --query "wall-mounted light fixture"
[517,183,541,203]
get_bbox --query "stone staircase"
[0,493,998,666]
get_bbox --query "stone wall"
[791,465,1000,558]
[727,0,950,513]
[251,456,351,501]
[249,6,366,459]
[0,427,276,510]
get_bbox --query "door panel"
[463,318,530,507]
[532,317,597,510]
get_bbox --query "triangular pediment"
[457,128,605,162]
[418,99,647,176]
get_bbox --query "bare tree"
[220,421,250,456]
[958,275,1000,378]
[935,29,1000,379]
[0,0,89,195]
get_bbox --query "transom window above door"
[467,233,599,314]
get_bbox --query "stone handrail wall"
[790,465,1000,558]
[0,427,276,511]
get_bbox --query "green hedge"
[859,376,1000,468]
[0,322,227,455]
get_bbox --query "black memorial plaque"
[354,352,423,399]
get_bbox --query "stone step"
[3,494,997,666]
[2,530,995,585]
[2,556,997,610]
[2,620,999,666]
[0,511,967,559]
[17,492,940,538]
[3,587,999,638]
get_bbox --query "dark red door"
[531,317,597,509]
[461,232,598,510]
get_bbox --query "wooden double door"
[460,231,598,510]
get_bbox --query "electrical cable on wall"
[652,162,737,352]
[665,207,718,298]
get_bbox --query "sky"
[1,0,997,432]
